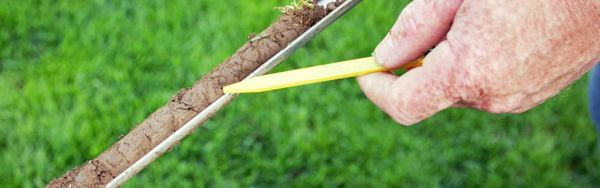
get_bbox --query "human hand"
[358,0,600,125]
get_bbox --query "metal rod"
[106,0,361,187]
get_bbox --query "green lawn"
[1,0,599,187]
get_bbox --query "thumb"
[375,0,462,69]
[358,41,459,125]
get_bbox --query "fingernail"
[373,49,388,67]
[373,34,394,68]
[371,52,384,66]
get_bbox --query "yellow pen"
[223,57,423,94]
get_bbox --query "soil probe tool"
[223,57,423,93]
[106,0,361,187]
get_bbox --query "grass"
[1,0,599,187]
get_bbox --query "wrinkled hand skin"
[357,0,600,125]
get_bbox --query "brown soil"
[47,0,343,187]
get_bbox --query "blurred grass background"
[1,0,599,187]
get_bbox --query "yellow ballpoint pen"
[223,57,423,94]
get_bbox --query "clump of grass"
[275,0,314,13]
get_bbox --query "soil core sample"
[48,0,344,187]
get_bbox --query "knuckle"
[448,65,484,103]
[436,41,480,103]
[402,14,423,39]
[476,95,530,114]
[430,0,464,18]
[391,11,424,42]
